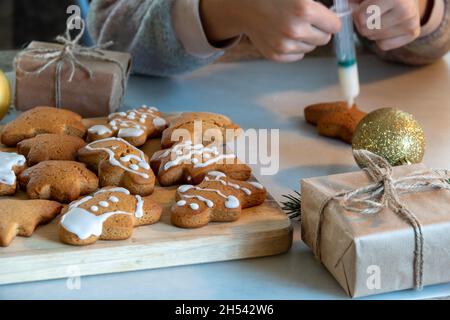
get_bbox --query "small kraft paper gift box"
[14,19,131,118]
[301,150,450,298]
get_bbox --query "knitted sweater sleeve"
[88,0,223,76]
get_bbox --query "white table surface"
[1,54,450,300]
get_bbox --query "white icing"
[118,128,145,138]
[177,200,187,206]
[205,172,252,195]
[129,164,139,171]
[153,117,167,128]
[0,152,26,185]
[178,185,194,193]
[61,208,131,240]
[94,187,130,195]
[161,141,236,171]
[225,195,240,209]
[61,187,147,240]
[88,125,112,136]
[99,201,109,208]
[181,195,214,208]
[84,138,150,179]
[190,203,200,210]
[249,182,264,189]
[135,195,144,218]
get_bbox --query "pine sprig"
[281,191,301,220]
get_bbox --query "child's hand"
[201,0,341,62]
[351,0,422,51]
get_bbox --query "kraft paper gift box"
[301,155,450,298]
[15,41,131,118]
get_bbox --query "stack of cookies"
[0,105,267,247]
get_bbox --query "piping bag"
[333,0,360,107]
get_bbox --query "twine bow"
[14,16,126,108]
[315,149,450,290]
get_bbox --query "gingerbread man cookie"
[78,137,155,196]
[59,187,162,245]
[304,102,367,144]
[19,161,99,203]
[171,171,267,228]
[151,140,251,186]
[1,106,86,147]
[161,112,240,148]
[17,134,86,166]
[0,199,62,247]
[87,106,168,147]
[0,151,26,196]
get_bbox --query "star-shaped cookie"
[150,140,251,186]
[0,199,62,247]
[19,160,99,203]
[304,102,366,144]
[161,112,241,148]
[87,106,168,147]
[1,106,86,147]
[171,171,267,228]
[17,134,86,166]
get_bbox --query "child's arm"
[88,0,341,76]
[353,0,450,65]
[88,0,226,76]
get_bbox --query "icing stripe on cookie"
[84,138,150,179]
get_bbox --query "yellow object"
[352,108,425,167]
[0,69,11,120]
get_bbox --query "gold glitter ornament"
[352,108,425,167]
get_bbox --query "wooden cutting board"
[0,116,292,285]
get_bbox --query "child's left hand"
[350,0,423,51]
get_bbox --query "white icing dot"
[99,201,109,208]
[153,117,167,128]
[225,196,240,209]
[190,203,200,210]
[191,158,199,164]
[90,206,99,212]
[177,200,187,206]
[109,196,119,203]
[129,164,139,171]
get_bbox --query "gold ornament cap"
[352,108,425,167]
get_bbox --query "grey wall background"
[0,0,76,50]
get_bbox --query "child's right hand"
[201,0,341,62]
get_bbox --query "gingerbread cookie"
[151,140,251,186]
[0,152,27,196]
[161,112,240,148]
[304,102,366,144]
[1,106,86,147]
[171,171,266,228]
[87,106,168,147]
[59,187,162,245]
[18,161,98,203]
[17,134,86,166]
[0,199,62,247]
[78,137,155,196]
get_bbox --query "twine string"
[314,149,450,290]
[14,16,125,108]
